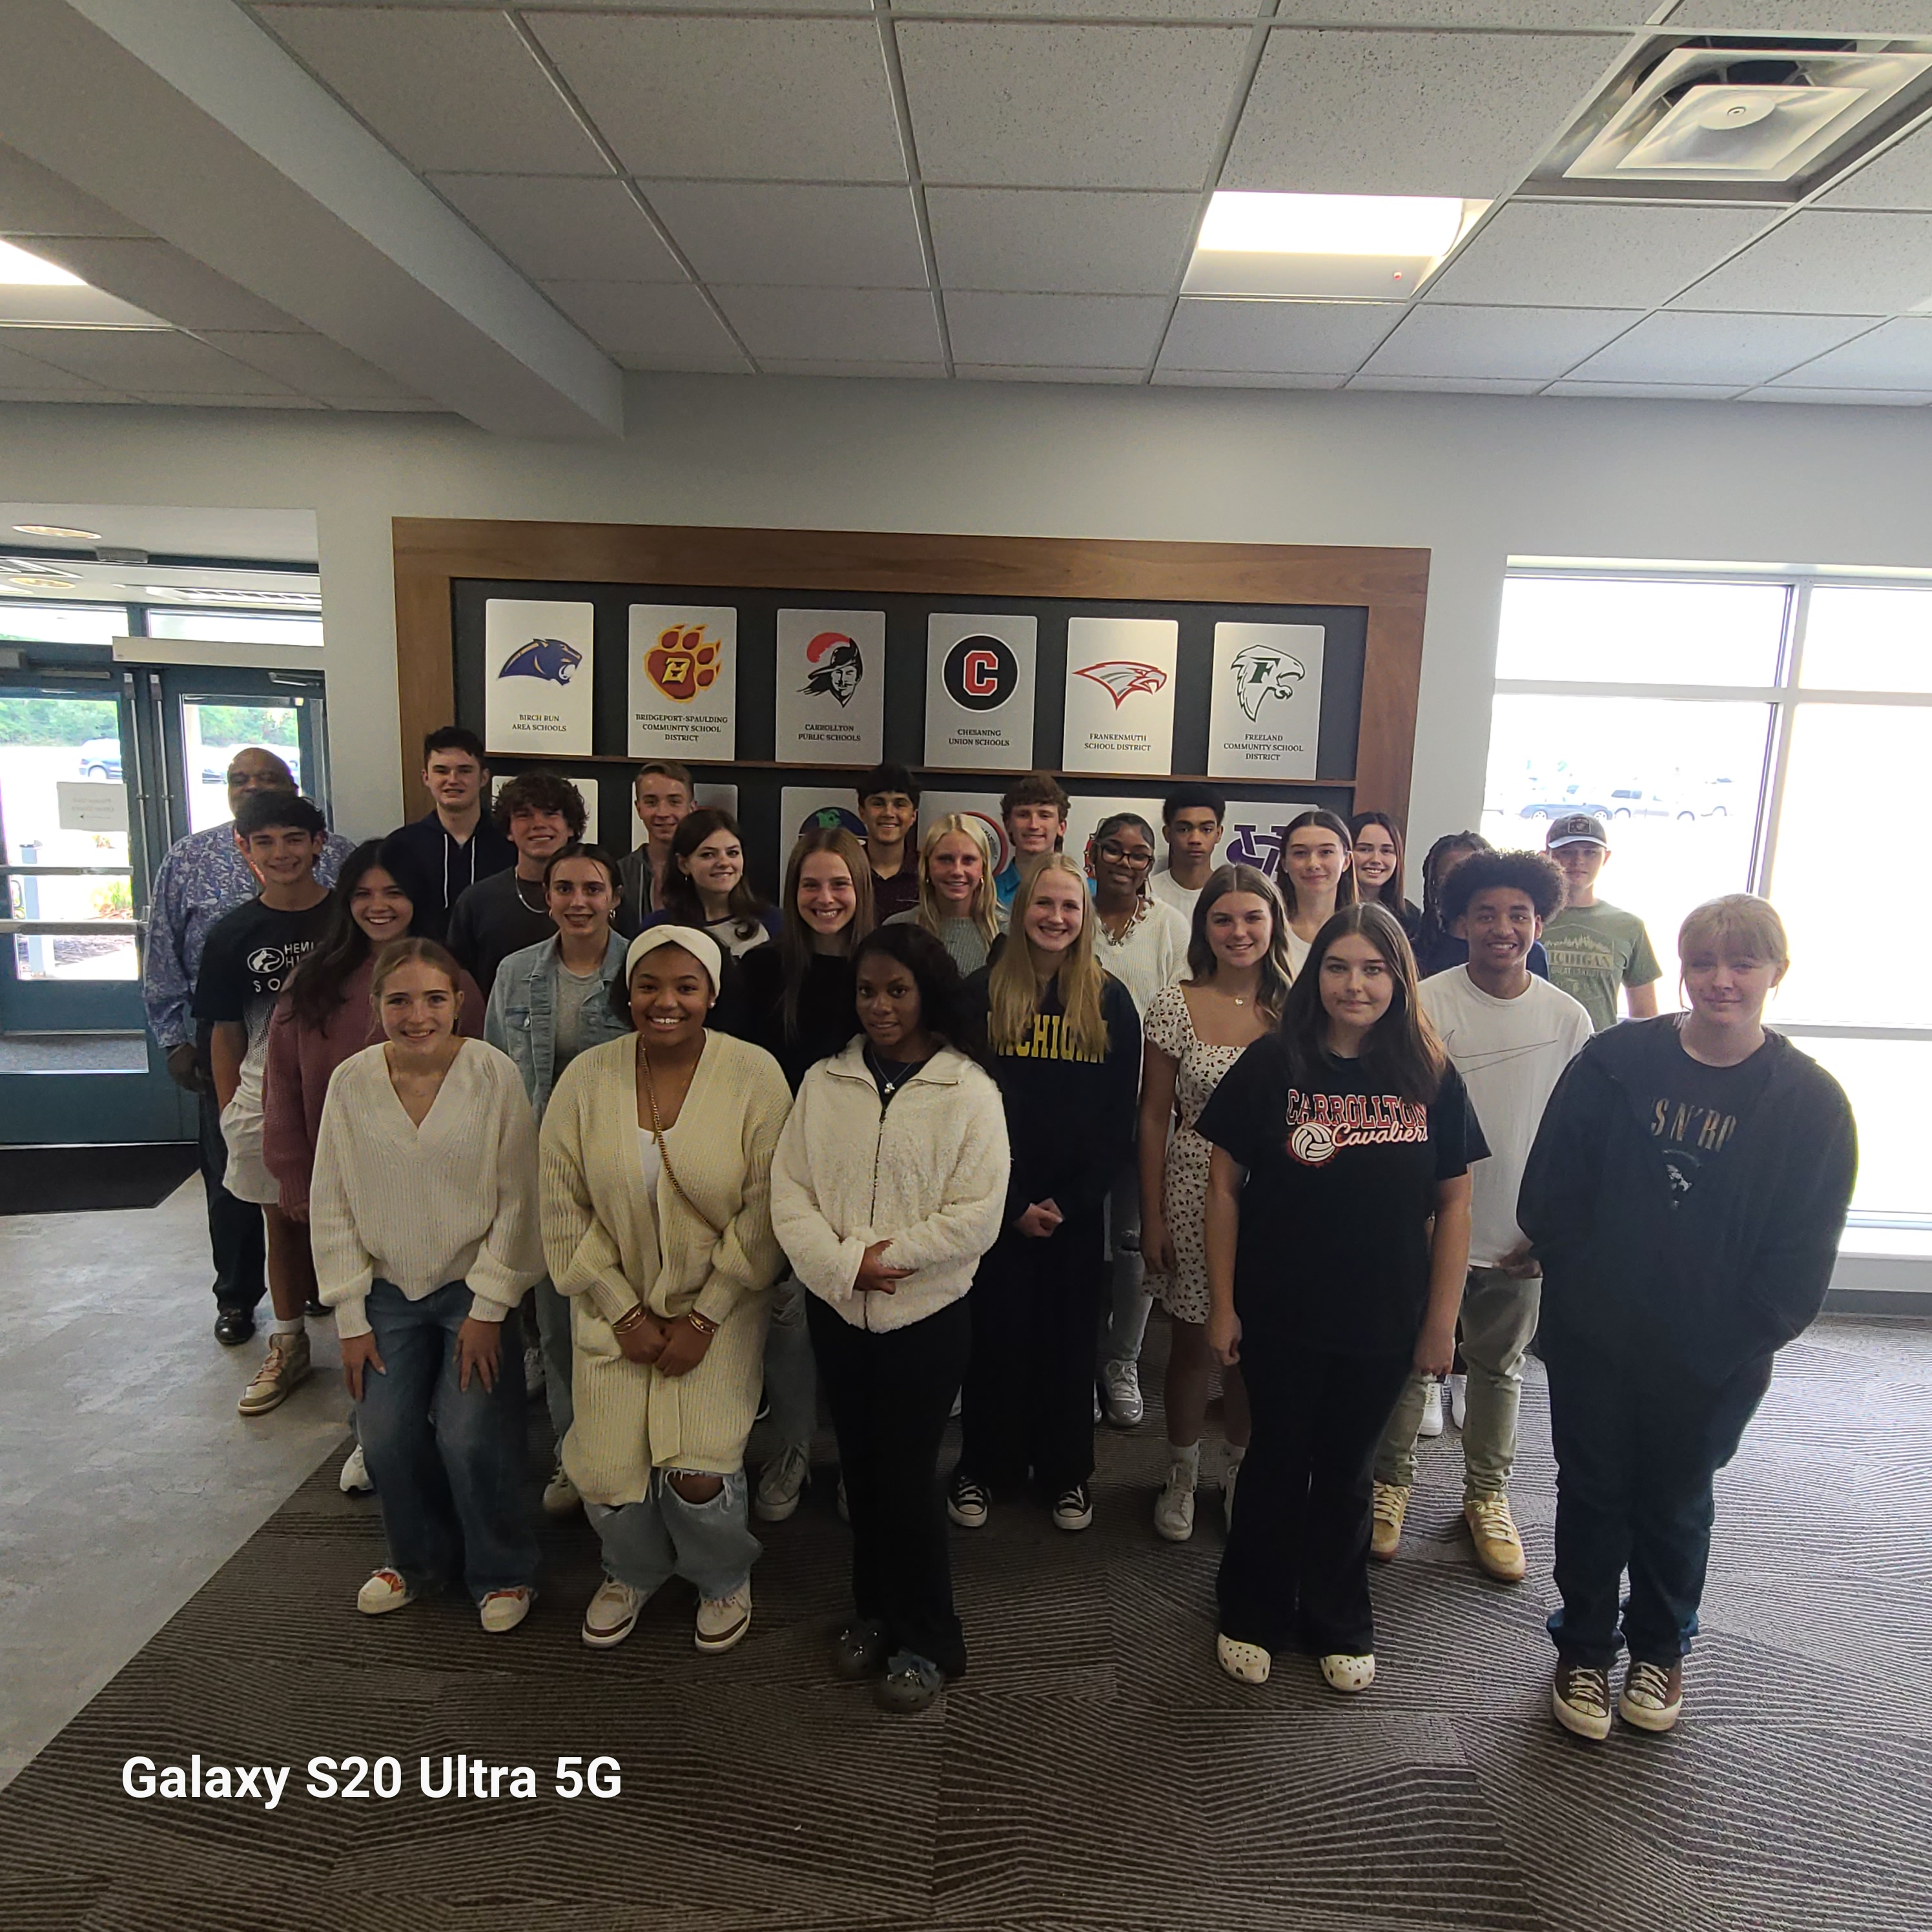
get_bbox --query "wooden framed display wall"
[393,519,1428,883]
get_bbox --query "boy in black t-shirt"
[193,792,334,1418]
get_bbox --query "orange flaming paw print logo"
[646,626,721,703]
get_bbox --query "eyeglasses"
[1097,842,1153,869]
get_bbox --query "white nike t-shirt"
[1419,967,1594,1268]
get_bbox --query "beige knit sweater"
[310,1040,543,1340]
[539,1029,792,1495]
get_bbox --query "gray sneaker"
[754,1445,809,1523]
[1100,1359,1144,1428]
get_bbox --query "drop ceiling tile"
[1663,2,1932,30]
[713,286,945,363]
[1764,317,1932,390]
[896,0,1249,13]
[1361,302,1641,379]
[1674,212,1932,316]
[433,178,684,284]
[1349,375,1545,393]
[540,281,750,369]
[1223,30,1627,197]
[956,365,1146,381]
[1543,380,1745,398]
[1152,369,1348,387]
[196,331,420,400]
[24,240,304,331]
[1566,311,1874,385]
[898,24,1251,190]
[131,394,327,409]
[1818,125,1932,212]
[529,15,905,183]
[324,396,448,412]
[946,291,1170,367]
[647,185,926,289]
[1158,297,1401,373]
[1739,385,1932,406]
[12,330,300,396]
[759,360,947,378]
[0,147,150,238]
[928,189,1198,294]
[1423,201,1779,310]
[257,6,608,174]
[0,340,130,398]
[1273,0,1641,17]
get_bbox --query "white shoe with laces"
[695,1581,753,1654]
[542,1459,580,1517]
[338,1443,373,1494]
[1100,1359,1144,1428]
[1417,1379,1445,1438]
[754,1445,809,1523]
[479,1587,533,1634]
[1449,1373,1468,1430]
[356,1568,413,1616]
[1153,1461,1196,1543]
[582,1577,647,1649]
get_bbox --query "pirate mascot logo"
[800,631,863,708]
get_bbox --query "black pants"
[808,1293,971,1678]
[1544,1339,1773,1672]
[1217,1331,1413,1656]
[198,1082,265,1315]
[956,1214,1104,1497]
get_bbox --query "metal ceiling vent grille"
[1551,39,1932,196]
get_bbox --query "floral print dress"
[1142,982,1248,1326]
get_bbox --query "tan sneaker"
[1464,1492,1527,1582]
[237,1330,310,1416]
[1370,1481,1409,1561]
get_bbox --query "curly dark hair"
[852,921,976,1058]
[1439,849,1567,926]
[492,772,587,839]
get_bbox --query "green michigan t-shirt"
[1541,900,1661,1033]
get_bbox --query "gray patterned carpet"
[4,1315,1929,1932]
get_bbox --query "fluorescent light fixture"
[1198,192,1470,258]
[14,523,103,542]
[1185,192,1487,302]
[8,575,83,591]
[144,585,322,609]
[0,240,84,287]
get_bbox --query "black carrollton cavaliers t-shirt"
[1197,1036,1486,1356]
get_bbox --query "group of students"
[154,735,1857,1735]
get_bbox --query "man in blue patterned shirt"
[141,746,354,1344]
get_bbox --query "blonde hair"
[916,814,1000,950]
[368,936,462,1023]
[1678,893,1789,970]
[989,851,1109,1059]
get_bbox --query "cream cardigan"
[771,1040,1009,1333]
[539,1029,791,1495]
[310,1040,542,1339]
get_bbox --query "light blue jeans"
[1100,1167,1151,1368]
[531,1277,573,1445]
[762,1273,819,1455]
[588,1469,761,1603]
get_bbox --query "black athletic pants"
[1217,1330,1413,1658]
[955,1215,1105,1500]
[198,1081,265,1315]
[808,1293,971,1678]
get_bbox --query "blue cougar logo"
[499,637,583,685]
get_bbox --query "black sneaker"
[1052,1483,1094,1532]
[213,1306,256,1348]
[831,1620,889,1682]
[874,1651,944,1714]
[947,1475,990,1529]
[303,1295,328,1320]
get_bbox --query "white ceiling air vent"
[1564,43,1932,189]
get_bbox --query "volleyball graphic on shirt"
[1290,1120,1338,1167]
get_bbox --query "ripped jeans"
[586,1468,761,1602]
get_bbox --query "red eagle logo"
[1074,660,1167,709]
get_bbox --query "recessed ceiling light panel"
[1186,192,1486,301]
[0,240,84,287]
[144,586,322,609]
[13,523,103,542]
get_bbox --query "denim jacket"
[483,930,630,1121]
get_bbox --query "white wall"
[3,374,1930,841]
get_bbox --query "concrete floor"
[0,1176,347,1790]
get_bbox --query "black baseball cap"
[1547,813,1608,850]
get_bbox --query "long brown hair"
[1277,902,1444,1104]
[1186,864,1293,1023]
[1279,808,1359,920]
[915,814,1000,949]
[1348,809,1408,917]
[776,827,874,1040]
[987,852,1109,1060]
[663,807,770,941]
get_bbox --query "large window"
[1486,570,1932,1229]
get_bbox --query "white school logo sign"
[1206,622,1325,781]
[482,599,595,757]
[924,615,1037,770]
[628,604,737,759]
[774,609,886,765]
[1060,616,1178,776]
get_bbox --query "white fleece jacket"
[770,1038,1010,1333]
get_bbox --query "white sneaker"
[1449,1373,1468,1430]
[695,1580,752,1654]
[542,1459,580,1517]
[754,1445,809,1523]
[582,1577,647,1649]
[1417,1379,1444,1438]
[1153,1461,1196,1543]
[479,1587,533,1634]
[356,1568,413,1616]
[338,1443,373,1494]
[1100,1359,1144,1428]
[238,1330,309,1416]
